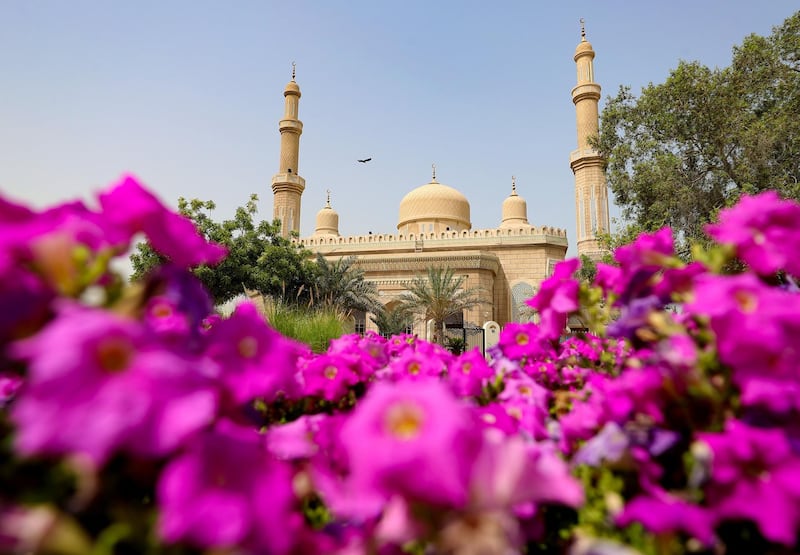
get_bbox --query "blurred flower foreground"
[1,175,799,555]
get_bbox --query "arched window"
[353,310,366,335]
[511,282,536,323]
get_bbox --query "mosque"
[269,28,610,336]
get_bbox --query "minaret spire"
[511,175,517,195]
[271,66,306,238]
[570,21,610,259]
[432,163,437,182]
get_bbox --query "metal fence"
[444,325,485,356]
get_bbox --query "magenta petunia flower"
[616,491,714,546]
[204,301,303,404]
[385,343,449,381]
[496,322,547,360]
[157,420,300,554]
[339,378,480,509]
[446,347,496,397]
[526,258,580,340]
[700,419,800,545]
[686,273,800,414]
[98,174,227,268]
[706,191,800,276]
[300,351,361,401]
[469,428,584,511]
[10,304,217,465]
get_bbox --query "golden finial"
[432,163,437,181]
[512,175,517,194]
[326,189,331,207]
[291,61,296,81]
[580,18,586,41]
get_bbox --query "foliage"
[370,303,414,337]
[596,11,800,256]
[398,266,486,344]
[130,194,316,305]
[309,253,381,317]
[4,176,800,555]
[264,298,349,354]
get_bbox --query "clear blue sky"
[1,1,797,258]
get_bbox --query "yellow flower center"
[734,290,758,313]
[238,336,259,359]
[408,361,421,375]
[516,333,529,345]
[324,365,338,379]
[461,362,473,375]
[96,337,133,373]
[518,385,532,396]
[151,302,173,318]
[385,402,425,440]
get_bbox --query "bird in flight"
[357,158,372,163]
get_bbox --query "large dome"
[397,179,471,233]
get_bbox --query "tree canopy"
[596,11,800,256]
[130,195,315,305]
[309,254,381,317]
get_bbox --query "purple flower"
[98,174,227,268]
[616,492,714,546]
[527,258,580,340]
[339,378,480,510]
[157,420,300,553]
[446,347,496,397]
[706,191,800,276]
[300,351,361,401]
[470,429,583,510]
[204,301,302,404]
[573,422,629,466]
[10,304,217,464]
[700,419,800,545]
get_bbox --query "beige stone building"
[269,29,609,336]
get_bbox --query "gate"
[444,325,485,356]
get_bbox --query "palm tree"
[311,254,381,317]
[398,266,486,345]
[370,303,414,337]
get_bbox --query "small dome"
[500,180,530,228]
[574,39,594,59]
[397,178,471,232]
[284,80,301,95]
[314,195,339,236]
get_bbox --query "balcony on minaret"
[271,172,306,192]
[569,147,602,165]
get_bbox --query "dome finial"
[326,188,331,207]
[432,163,437,182]
[580,18,586,41]
[511,175,517,195]
[291,61,296,81]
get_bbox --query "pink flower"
[158,420,300,554]
[300,351,361,401]
[98,174,226,268]
[470,429,584,510]
[446,347,495,397]
[527,258,580,340]
[616,492,714,546]
[204,301,302,404]
[10,304,217,464]
[339,379,480,510]
[706,191,800,276]
[700,419,800,545]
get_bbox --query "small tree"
[310,254,381,317]
[398,266,485,345]
[130,194,315,305]
[370,304,414,337]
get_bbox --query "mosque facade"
[270,30,609,335]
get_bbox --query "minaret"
[570,20,610,259]
[271,62,305,238]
